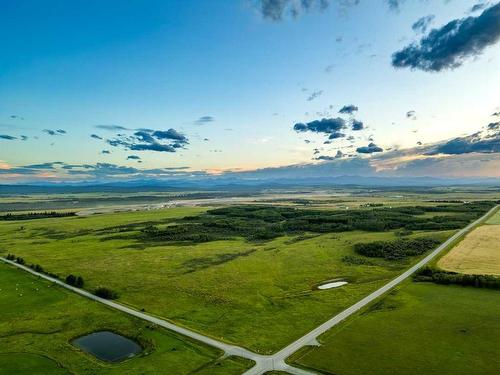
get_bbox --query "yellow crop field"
[438,225,500,276]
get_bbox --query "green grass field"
[0,262,253,375]
[486,208,500,224]
[0,205,459,353]
[290,282,500,375]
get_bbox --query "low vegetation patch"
[0,211,75,221]
[414,267,500,289]
[94,287,119,300]
[182,249,256,273]
[341,255,375,265]
[354,237,440,260]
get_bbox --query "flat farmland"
[290,282,500,375]
[438,224,500,276]
[0,202,491,353]
[0,262,253,375]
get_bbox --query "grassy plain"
[0,262,253,375]
[0,204,460,353]
[486,208,500,224]
[290,282,500,375]
[438,224,500,276]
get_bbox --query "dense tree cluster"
[0,211,75,221]
[140,201,494,244]
[354,238,441,260]
[414,267,500,289]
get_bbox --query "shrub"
[15,257,25,265]
[6,254,16,260]
[65,274,84,288]
[341,255,374,265]
[65,274,77,286]
[94,287,118,300]
[414,267,500,290]
[76,276,84,288]
[30,264,44,272]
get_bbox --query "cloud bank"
[392,3,500,71]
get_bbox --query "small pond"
[72,331,142,362]
[318,281,348,290]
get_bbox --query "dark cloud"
[127,155,141,160]
[314,155,335,161]
[194,116,215,125]
[357,142,384,154]
[91,134,103,140]
[307,90,323,101]
[426,128,500,155]
[20,135,28,141]
[406,110,417,120]
[339,105,359,115]
[492,111,500,117]
[329,132,345,139]
[2,161,199,179]
[43,129,66,136]
[488,121,500,130]
[351,119,364,131]
[107,128,188,153]
[294,117,347,136]
[255,0,330,21]
[152,129,188,142]
[101,150,111,154]
[23,162,64,170]
[95,124,129,131]
[387,0,403,11]
[412,15,435,34]
[392,3,500,72]
[10,115,24,120]
[470,2,488,13]
[0,135,17,140]
[133,130,156,143]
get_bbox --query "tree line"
[0,211,76,221]
[414,267,500,290]
[140,201,495,244]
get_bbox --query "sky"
[0,0,499,183]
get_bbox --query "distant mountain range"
[1,175,499,194]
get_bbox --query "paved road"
[1,204,497,375]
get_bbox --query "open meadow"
[0,262,253,375]
[289,205,500,375]
[0,199,493,354]
[290,281,500,375]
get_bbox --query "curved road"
[1,204,497,375]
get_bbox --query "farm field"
[0,201,491,353]
[0,262,253,375]
[290,282,500,375]
[438,224,500,276]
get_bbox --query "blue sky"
[1,0,499,182]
